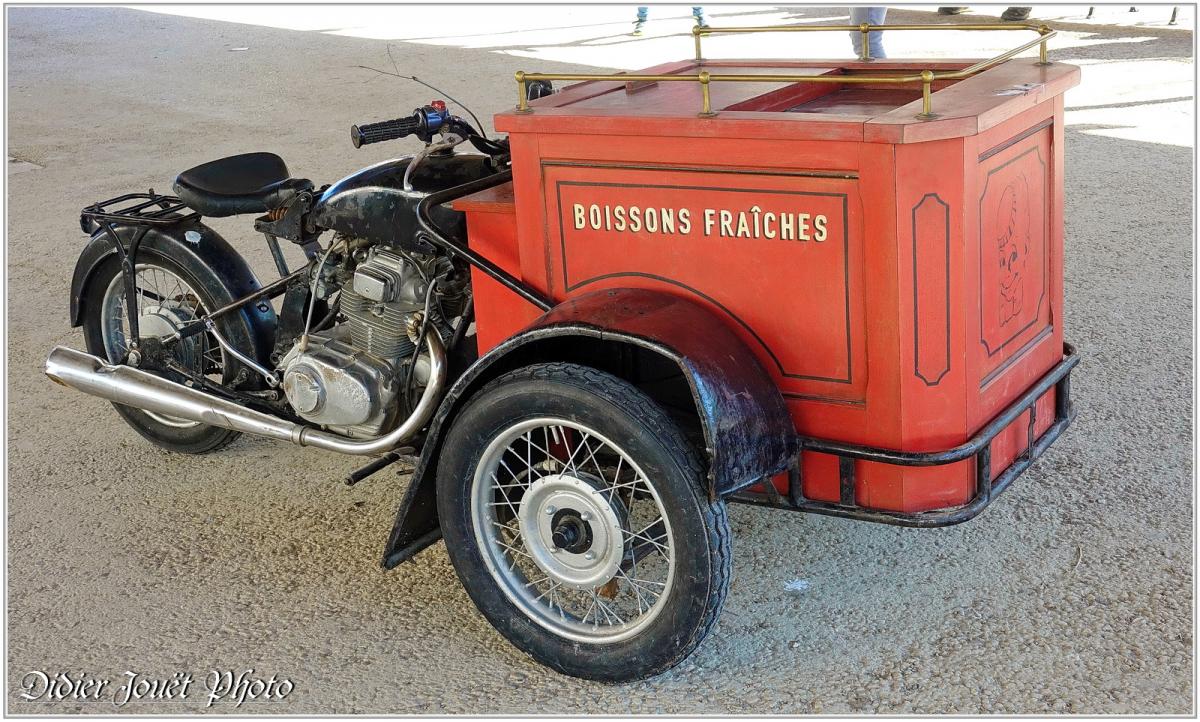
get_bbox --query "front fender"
[382,287,796,568]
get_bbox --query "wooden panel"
[543,162,867,404]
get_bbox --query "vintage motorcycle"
[47,20,1084,687]
[45,90,737,683]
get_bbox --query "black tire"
[80,250,255,454]
[436,362,731,682]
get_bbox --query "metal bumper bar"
[729,343,1079,527]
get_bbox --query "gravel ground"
[5,5,1193,714]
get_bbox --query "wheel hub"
[139,304,201,369]
[517,473,626,590]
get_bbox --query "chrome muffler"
[43,331,446,456]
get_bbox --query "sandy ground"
[5,5,1194,715]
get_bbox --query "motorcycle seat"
[172,152,313,218]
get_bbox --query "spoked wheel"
[100,263,225,428]
[80,251,251,453]
[437,363,731,682]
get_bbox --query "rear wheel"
[80,251,250,453]
[437,363,731,682]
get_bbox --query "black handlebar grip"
[350,115,422,148]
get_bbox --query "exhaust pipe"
[44,331,446,456]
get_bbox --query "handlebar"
[351,102,510,157]
[351,103,453,148]
[350,115,423,148]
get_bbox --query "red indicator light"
[431,100,447,113]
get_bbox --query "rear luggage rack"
[79,191,202,347]
[80,190,198,232]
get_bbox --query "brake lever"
[403,132,466,192]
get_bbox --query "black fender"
[69,220,277,365]
[382,287,796,568]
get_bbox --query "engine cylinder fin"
[341,288,418,361]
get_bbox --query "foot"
[938,6,969,14]
[631,20,644,36]
[1001,6,1032,20]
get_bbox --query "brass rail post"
[859,23,871,60]
[917,70,936,119]
[515,71,530,113]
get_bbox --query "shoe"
[631,20,644,36]
[1001,6,1032,20]
[938,7,969,14]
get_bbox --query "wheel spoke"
[98,263,226,427]
[471,419,675,641]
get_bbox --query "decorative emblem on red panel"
[978,145,1047,356]
[996,175,1031,327]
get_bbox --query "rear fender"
[382,287,796,568]
[69,220,276,364]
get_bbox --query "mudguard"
[382,287,796,568]
[69,220,277,364]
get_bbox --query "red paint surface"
[455,57,1080,513]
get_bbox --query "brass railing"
[514,22,1055,120]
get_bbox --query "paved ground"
[5,5,1194,715]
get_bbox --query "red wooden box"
[455,51,1080,518]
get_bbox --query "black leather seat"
[172,152,313,218]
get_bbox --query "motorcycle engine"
[279,246,457,438]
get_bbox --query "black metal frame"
[80,191,199,351]
[416,169,554,312]
[729,343,1078,527]
[80,190,307,353]
[80,191,199,229]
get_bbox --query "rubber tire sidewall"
[79,250,254,454]
[437,363,729,682]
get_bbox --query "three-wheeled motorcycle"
[46,23,1079,681]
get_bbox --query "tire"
[80,250,256,454]
[437,362,731,682]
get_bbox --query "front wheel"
[437,363,731,682]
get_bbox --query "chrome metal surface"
[100,264,224,428]
[516,473,627,590]
[470,418,675,644]
[203,318,279,387]
[342,248,424,360]
[279,334,398,436]
[43,328,446,456]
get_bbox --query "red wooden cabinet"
[455,54,1080,520]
